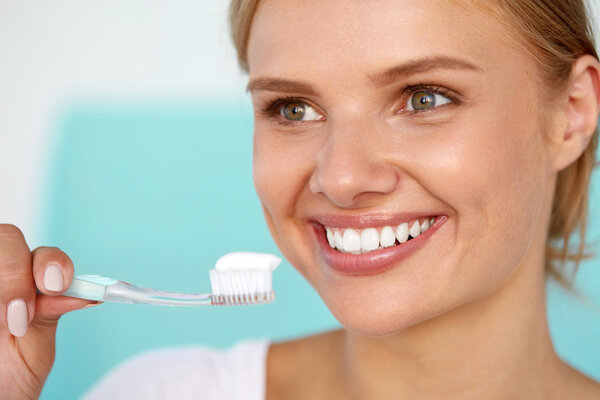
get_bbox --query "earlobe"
[552,55,600,172]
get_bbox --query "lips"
[312,215,446,275]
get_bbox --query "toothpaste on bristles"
[209,252,281,305]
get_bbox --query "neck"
[342,234,564,400]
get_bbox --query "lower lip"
[313,217,446,276]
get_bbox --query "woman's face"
[248,0,558,335]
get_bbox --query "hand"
[0,224,99,400]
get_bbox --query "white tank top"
[82,340,270,400]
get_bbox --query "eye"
[280,101,322,121]
[406,89,452,112]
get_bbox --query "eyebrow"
[370,55,482,87]
[246,55,482,94]
[246,78,320,96]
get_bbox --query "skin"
[246,0,600,399]
[0,0,598,399]
[0,228,97,400]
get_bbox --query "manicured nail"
[7,299,28,337]
[44,264,64,292]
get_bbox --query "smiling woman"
[1,0,600,399]
[238,0,600,398]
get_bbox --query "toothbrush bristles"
[211,292,275,306]
[209,269,274,306]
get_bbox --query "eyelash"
[260,84,458,125]
[401,84,457,115]
[260,96,318,126]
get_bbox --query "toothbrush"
[62,252,281,306]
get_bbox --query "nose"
[309,120,399,208]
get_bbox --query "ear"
[550,55,600,172]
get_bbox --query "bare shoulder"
[266,329,345,400]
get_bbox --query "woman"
[2,0,600,398]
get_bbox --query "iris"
[411,90,435,110]
[282,102,306,120]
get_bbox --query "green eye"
[279,101,322,122]
[282,102,306,120]
[412,91,435,110]
[407,89,452,112]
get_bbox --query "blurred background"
[0,1,599,399]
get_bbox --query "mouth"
[312,214,446,275]
[325,217,435,254]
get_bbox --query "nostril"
[309,133,401,207]
[309,168,400,208]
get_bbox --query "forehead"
[247,0,523,79]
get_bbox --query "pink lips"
[312,216,446,276]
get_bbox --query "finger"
[32,246,74,295]
[34,295,100,326]
[5,295,102,392]
[0,224,35,337]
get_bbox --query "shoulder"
[82,340,270,400]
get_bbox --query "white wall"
[0,0,248,245]
[0,0,598,245]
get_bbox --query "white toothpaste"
[215,252,281,271]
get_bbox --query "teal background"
[39,102,600,399]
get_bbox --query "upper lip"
[311,212,442,228]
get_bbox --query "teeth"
[395,222,409,244]
[360,228,380,252]
[325,217,437,253]
[334,230,344,249]
[342,228,361,252]
[380,226,396,247]
[326,228,335,248]
[409,220,421,238]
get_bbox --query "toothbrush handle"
[103,281,212,306]
[63,274,213,306]
[63,275,117,301]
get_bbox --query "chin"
[328,301,444,337]
[314,276,457,337]
[311,255,511,338]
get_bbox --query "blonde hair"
[229,0,599,290]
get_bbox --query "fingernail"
[7,299,28,337]
[44,264,64,292]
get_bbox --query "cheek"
[253,131,297,216]
[439,128,544,213]
[253,126,325,214]
[252,129,317,266]
[386,100,550,300]
[423,108,548,273]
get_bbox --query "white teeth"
[395,222,409,244]
[334,230,344,249]
[380,226,396,247]
[409,220,421,238]
[326,216,437,253]
[326,228,335,248]
[342,228,361,252]
[360,228,380,252]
